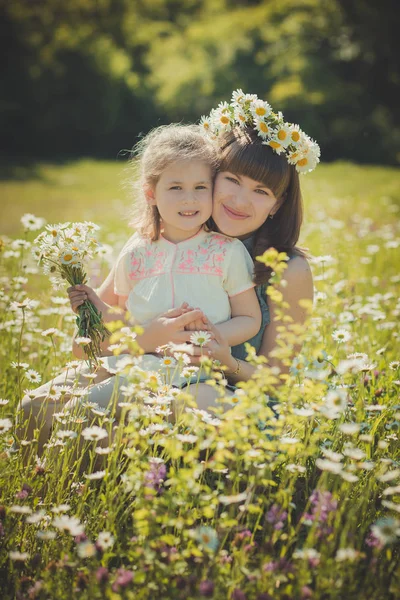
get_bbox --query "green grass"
[1,160,400,599]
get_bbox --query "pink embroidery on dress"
[128,233,233,280]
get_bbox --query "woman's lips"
[222,204,249,220]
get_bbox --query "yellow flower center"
[164,359,172,365]
[51,230,57,237]
[297,158,308,167]
[63,254,73,261]
[259,122,269,133]
[220,115,230,124]
[255,107,266,116]
[269,141,281,149]
[277,129,287,141]
[239,114,246,121]
[291,131,300,142]
[290,152,298,161]
[203,122,210,130]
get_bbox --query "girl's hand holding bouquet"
[33,221,110,364]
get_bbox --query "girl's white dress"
[102,228,255,385]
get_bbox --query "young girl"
[69,124,261,386]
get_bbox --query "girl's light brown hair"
[215,126,306,285]
[128,124,219,240]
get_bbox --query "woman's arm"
[226,255,313,382]
[215,288,262,346]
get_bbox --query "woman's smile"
[222,204,250,219]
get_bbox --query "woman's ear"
[143,183,156,205]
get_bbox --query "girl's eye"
[226,176,239,185]
[255,188,269,195]
[196,185,207,190]
[170,186,181,190]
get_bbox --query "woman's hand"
[67,284,107,314]
[189,320,237,372]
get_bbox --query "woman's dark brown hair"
[216,126,306,285]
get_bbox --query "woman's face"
[212,171,279,239]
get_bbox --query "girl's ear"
[143,183,156,205]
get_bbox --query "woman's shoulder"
[119,231,151,255]
[282,254,313,294]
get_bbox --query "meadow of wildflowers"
[0,161,399,599]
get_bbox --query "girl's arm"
[225,255,314,381]
[215,287,262,346]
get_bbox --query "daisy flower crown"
[199,89,320,174]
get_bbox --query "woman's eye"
[170,186,181,190]
[255,188,268,195]
[196,185,207,190]
[226,176,239,185]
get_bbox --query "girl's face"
[148,160,213,243]
[212,171,279,239]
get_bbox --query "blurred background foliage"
[1,0,399,164]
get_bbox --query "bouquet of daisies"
[33,221,110,363]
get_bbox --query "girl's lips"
[222,204,249,220]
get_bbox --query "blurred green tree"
[1,0,399,163]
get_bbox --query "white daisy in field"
[389,361,400,370]
[46,386,61,401]
[181,366,200,379]
[339,423,360,435]
[75,336,92,346]
[340,471,359,483]
[335,548,359,562]
[25,369,42,384]
[81,426,108,441]
[10,505,32,514]
[0,418,13,434]
[85,470,106,480]
[160,356,177,368]
[97,531,115,550]
[371,518,400,545]
[377,469,400,482]
[53,515,84,536]
[176,433,198,444]
[315,459,343,474]
[322,448,343,462]
[381,500,400,513]
[0,398,10,405]
[37,530,57,540]
[219,490,248,505]
[9,551,30,561]
[51,504,71,513]
[77,541,97,558]
[26,510,46,524]
[56,430,78,440]
[190,331,212,347]
[21,213,46,231]
[343,447,366,460]
[41,328,59,337]
[95,446,112,455]
[332,328,351,343]
[250,98,272,119]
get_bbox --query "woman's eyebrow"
[168,180,211,184]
